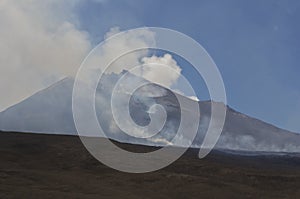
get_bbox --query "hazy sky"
[1,0,299,133]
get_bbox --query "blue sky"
[73,0,300,132]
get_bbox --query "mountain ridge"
[0,75,299,152]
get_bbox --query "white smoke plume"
[0,1,192,112]
[0,0,91,111]
[138,54,182,88]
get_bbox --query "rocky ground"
[0,132,300,199]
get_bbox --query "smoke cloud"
[0,0,91,111]
[139,54,182,88]
[0,0,191,112]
